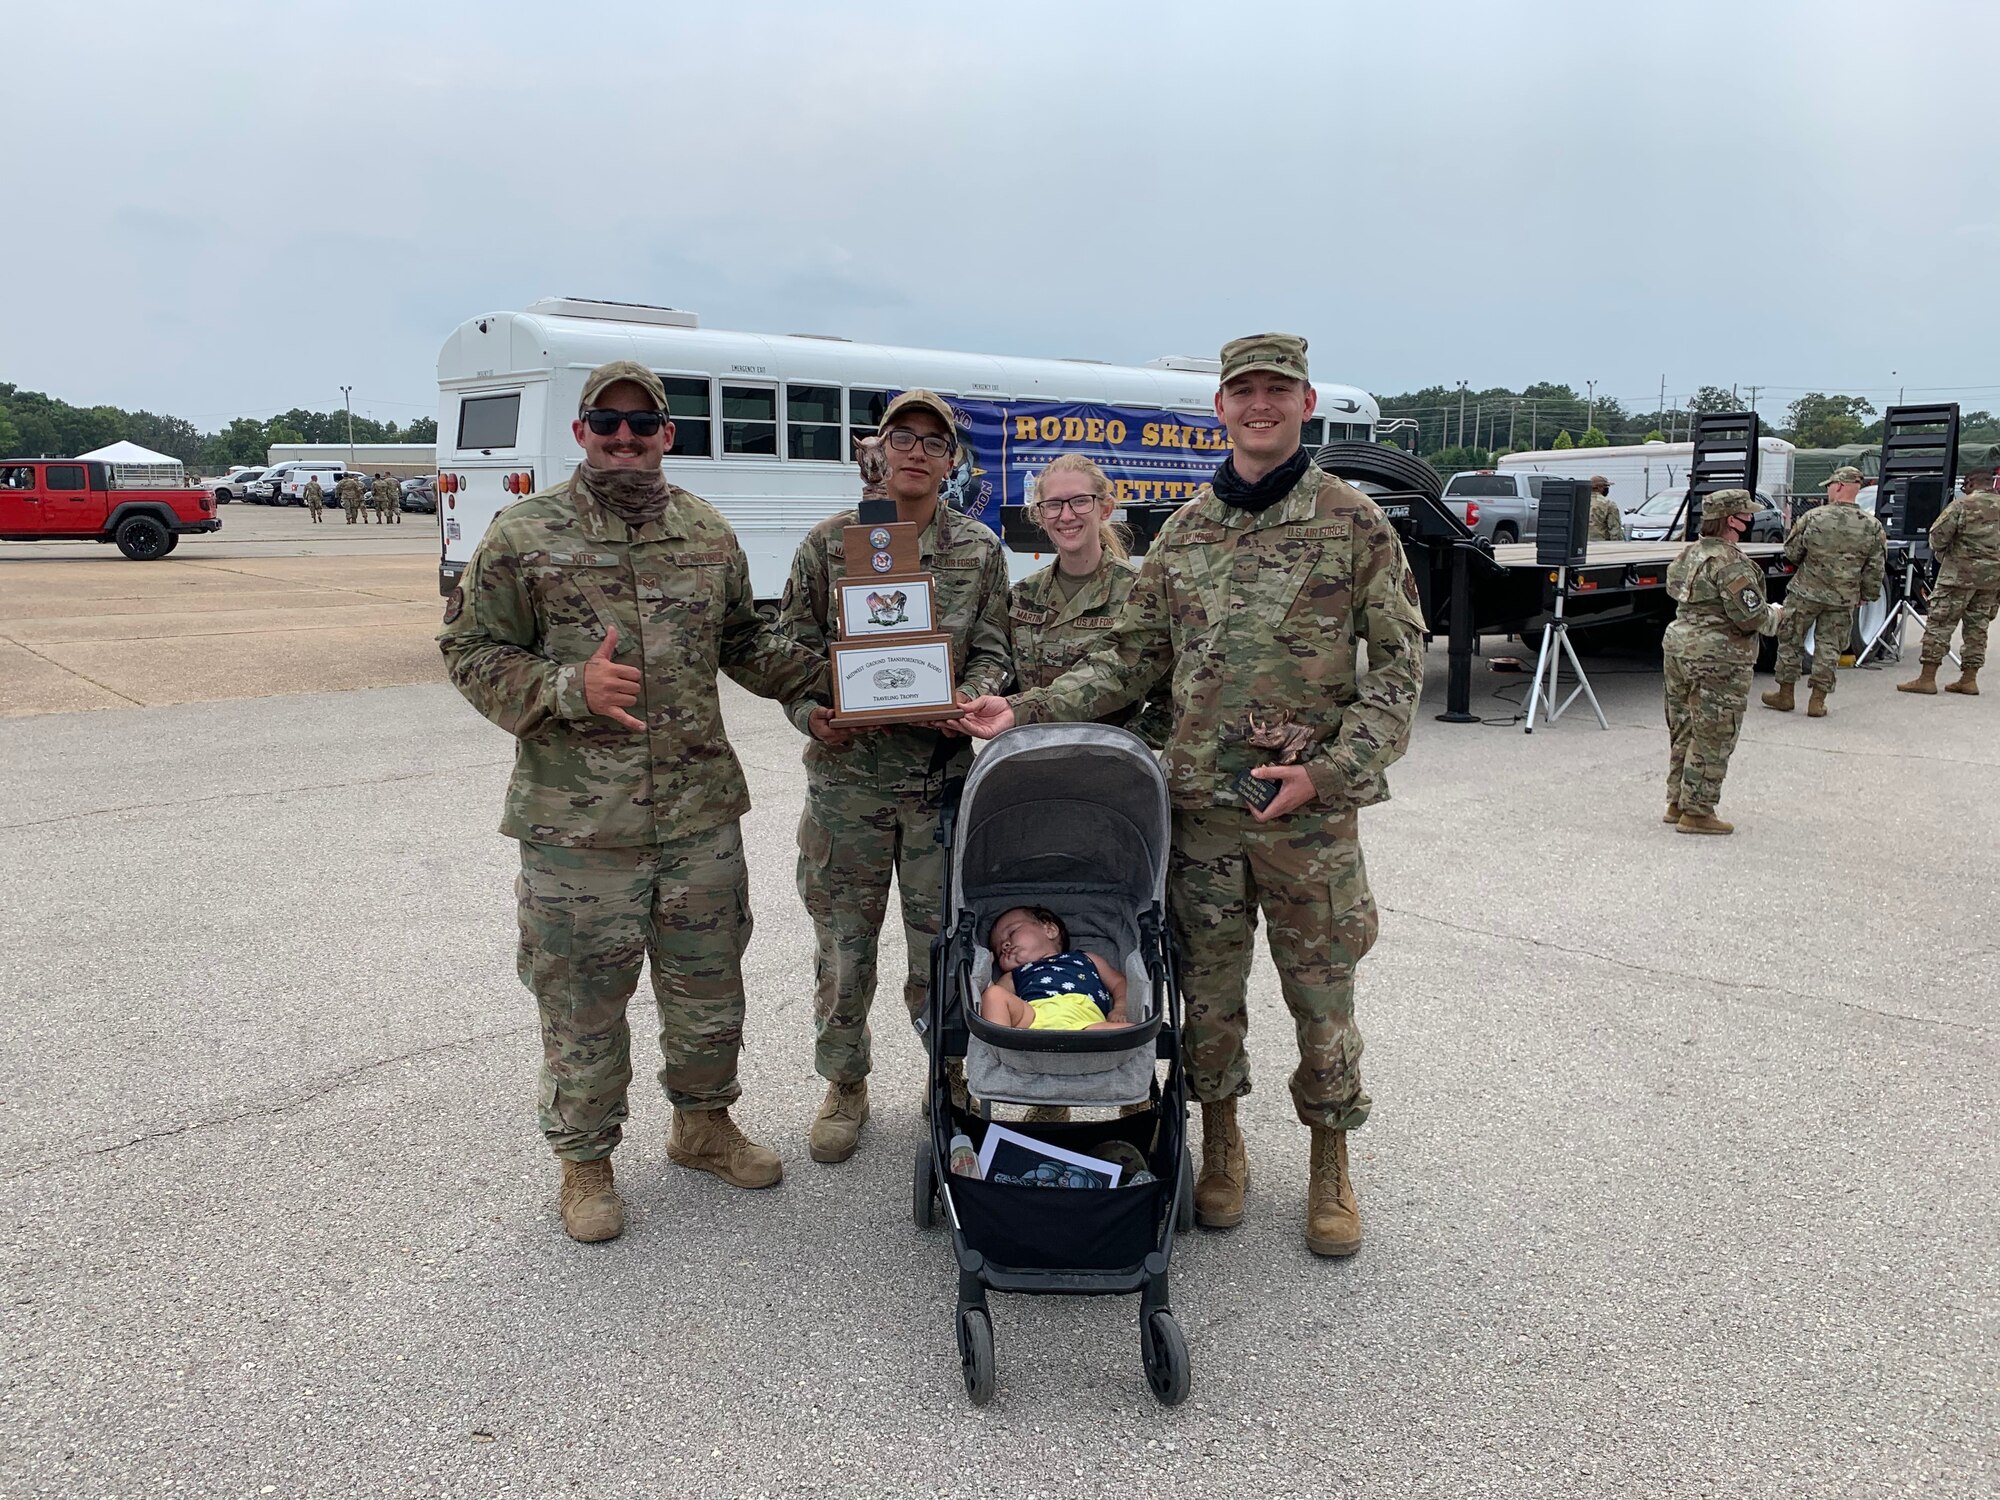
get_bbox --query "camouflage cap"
[1219,333,1309,384]
[1589,474,1610,490]
[1825,465,1865,486]
[579,360,668,414]
[879,389,961,448]
[1701,487,1758,520]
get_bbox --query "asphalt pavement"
[1,642,1993,1498]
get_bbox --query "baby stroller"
[913,723,1195,1407]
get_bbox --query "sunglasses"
[581,407,668,437]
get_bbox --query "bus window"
[457,392,522,450]
[1303,417,1326,447]
[786,384,842,461]
[849,388,888,444]
[660,375,712,458]
[721,384,778,457]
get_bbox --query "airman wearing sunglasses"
[776,389,1014,1164]
[440,360,831,1244]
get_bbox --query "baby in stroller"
[979,906,1131,1032]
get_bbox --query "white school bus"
[433,297,1380,598]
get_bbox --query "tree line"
[0,382,437,472]
[1376,381,1999,475]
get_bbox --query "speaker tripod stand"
[1524,567,1608,733]
[1856,556,1955,669]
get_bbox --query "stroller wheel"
[1175,1145,1196,1234]
[913,1138,938,1229]
[1142,1310,1191,1407]
[958,1306,996,1406]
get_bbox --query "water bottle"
[948,1132,979,1178]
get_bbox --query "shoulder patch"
[442,586,465,625]
[1403,571,1422,607]
[1740,587,1762,611]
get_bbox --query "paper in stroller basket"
[967,1124,1155,1188]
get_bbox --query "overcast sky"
[4,0,1996,429]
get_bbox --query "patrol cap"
[1219,333,1310,384]
[1589,474,1610,490]
[879,389,961,450]
[579,360,668,414]
[1826,465,1865,486]
[1701,487,1758,520]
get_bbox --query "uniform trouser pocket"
[646,821,752,1112]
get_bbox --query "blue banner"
[938,399,1231,532]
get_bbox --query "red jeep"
[0,459,221,559]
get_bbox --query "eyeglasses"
[1034,495,1103,520]
[581,408,667,437]
[884,428,953,458]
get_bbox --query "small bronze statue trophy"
[825,436,966,727]
[1229,709,1319,812]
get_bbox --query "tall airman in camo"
[439,360,829,1243]
[1587,476,1623,542]
[374,472,403,524]
[1662,489,1783,836]
[961,334,1428,1259]
[302,475,325,523]
[336,472,364,524]
[1899,468,2000,697]
[778,389,1014,1165]
[1763,465,1884,717]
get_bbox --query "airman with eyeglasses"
[776,388,1016,1163]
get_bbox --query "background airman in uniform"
[1899,467,2000,696]
[302,474,325,523]
[1587,475,1623,541]
[1763,465,1884,716]
[374,472,402,524]
[336,472,363,524]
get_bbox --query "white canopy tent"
[76,440,185,488]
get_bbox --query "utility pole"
[1746,384,1760,421]
[1508,399,1518,449]
[1659,374,1666,434]
[1531,399,1538,449]
[1456,381,1468,452]
[1586,379,1597,435]
[340,385,355,467]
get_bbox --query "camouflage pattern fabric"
[302,477,324,519]
[374,474,402,523]
[1009,463,1424,1121]
[1662,537,1776,814]
[778,503,1013,1084]
[336,475,363,523]
[1009,464,1427,811]
[438,474,827,848]
[1007,556,1169,749]
[518,822,753,1160]
[1783,501,1885,607]
[1919,489,2000,669]
[1664,656,1752,817]
[1587,495,1623,541]
[1773,597,1853,692]
[1171,804,1375,1129]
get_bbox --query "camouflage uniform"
[1587,494,1623,542]
[336,475,363,524]
[1919,488,2000,671]
[374,474,402,524]
[779,501,1013,1084]
[439,471,826,1161]
[302,476,325,523]
[1662,493,1779,817]
[1774,497,1885,692]
[1009,462,1427,1130]
[1007,555,1169,749]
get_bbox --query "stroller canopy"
[952,723,1169,916]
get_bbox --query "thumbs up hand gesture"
[583,626,646,731]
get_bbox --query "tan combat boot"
[557,1158,624,1243]
[1759,681,1795,712]
[1945,668,1980,695]
[1305,1127,1361,1257]
[1662,802,1682,825]
[667,1107,782,1189]
[809,1080,869,1164]
[1806,688,1828,718]
[919,1058,973,1121]
[1897,663,1940,694]
[1022,1105,1072,1124]
[1194,1099,1247,1228]
[1676,812,1735,835]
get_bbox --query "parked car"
[268,462,350,506]
[1441,470,1562,544]
[399,474,437,513]
[209,466,265,504]
[1,459,220,558]
[1623,489,1785,543]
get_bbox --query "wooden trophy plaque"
[828,517,963,725]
